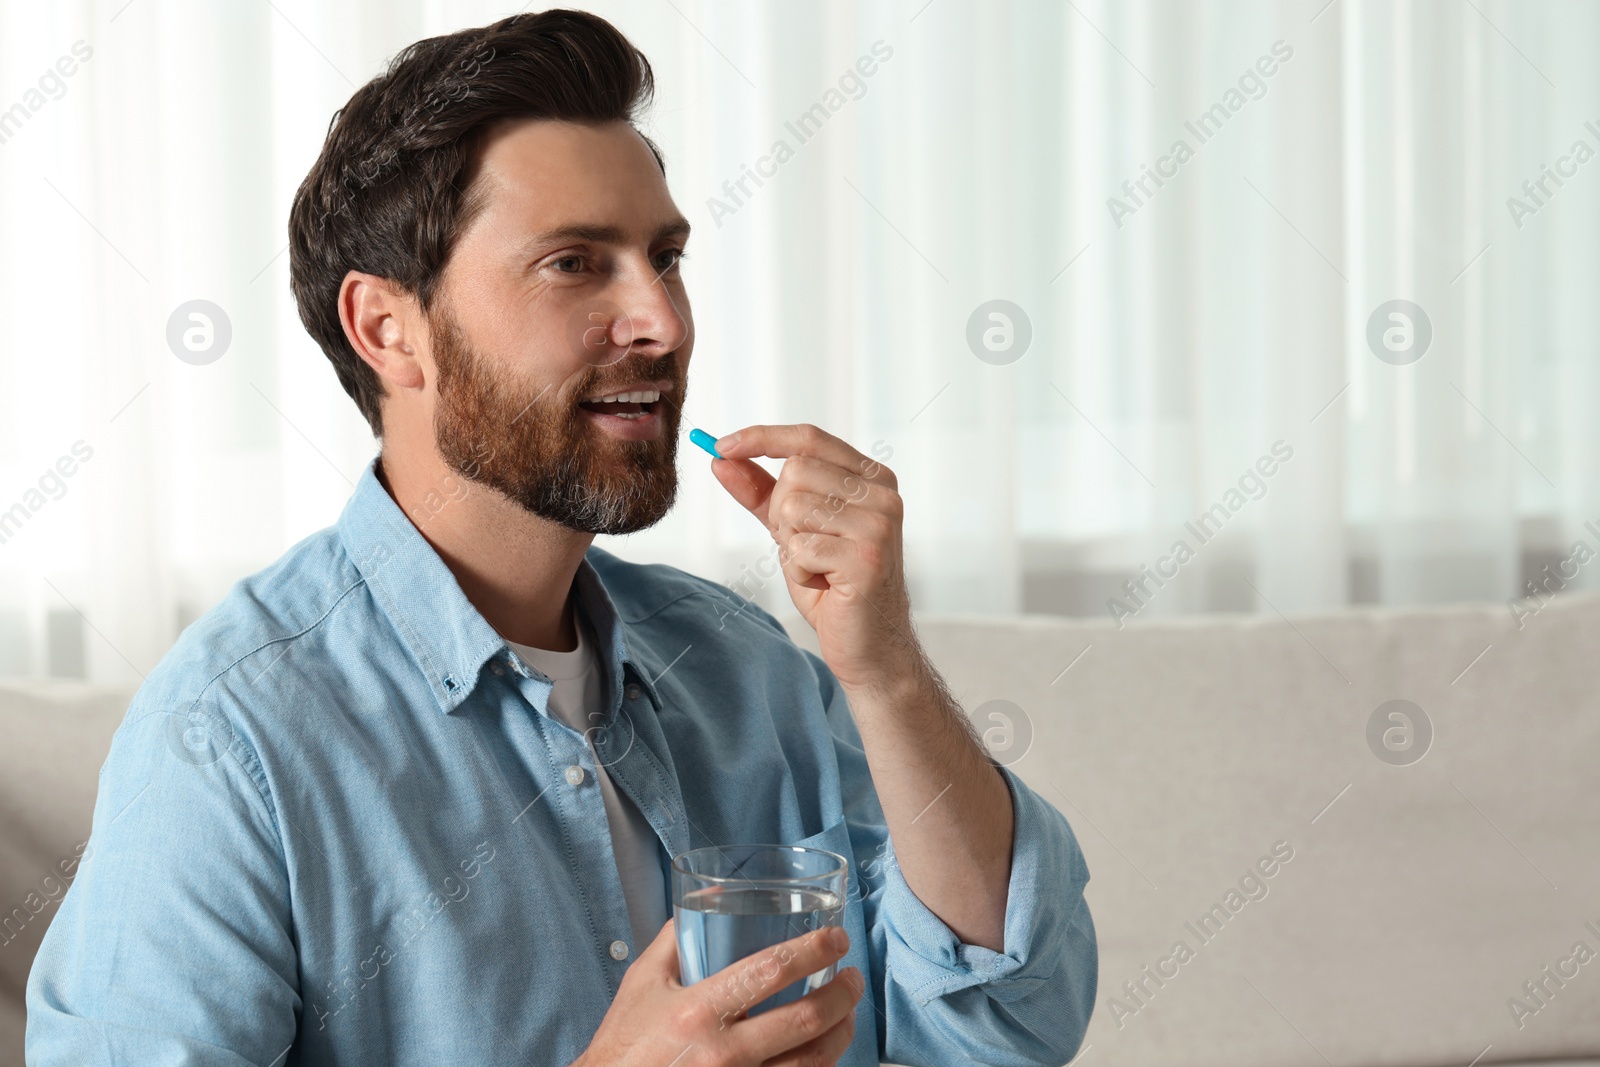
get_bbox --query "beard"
[429,302,686,535]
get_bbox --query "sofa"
[5,590,1598,1066]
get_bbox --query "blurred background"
[1,0,1597,683]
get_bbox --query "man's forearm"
[702,424,1016,950]
[839,653,1014,952]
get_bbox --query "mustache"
[575,352,682,398]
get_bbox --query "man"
[26,10,1095,1065]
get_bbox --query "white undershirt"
[506,614,668,954]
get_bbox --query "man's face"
[427,119,693,535]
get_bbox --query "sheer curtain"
[0,0,1595,683]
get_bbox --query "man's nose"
[602,258,689,357]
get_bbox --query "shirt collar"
[569,540,665,713]
[336,455,663,716]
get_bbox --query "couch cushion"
[0,679,134,1064]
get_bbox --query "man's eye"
[656,248,687,272]
[553,255,585,273]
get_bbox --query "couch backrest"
[893,593,1600,1066]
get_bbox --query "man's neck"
[375,450,592,652]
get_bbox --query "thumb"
[641,916,681,976]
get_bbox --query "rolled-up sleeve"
[804,646,1098,1067]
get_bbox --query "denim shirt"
[26,457,1097,1067]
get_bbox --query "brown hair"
[287,9,662,438]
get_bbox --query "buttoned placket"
[488,650,632,981]
[502,648,691,984]
[590,663,691,864]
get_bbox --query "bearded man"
[26,10,1095,1066]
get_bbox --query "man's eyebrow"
[521,218,692,253]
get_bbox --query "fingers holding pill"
[707,425,903,568]
[700,421,916,690]
[714,423,897,492]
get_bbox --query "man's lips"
[578,403,665,440]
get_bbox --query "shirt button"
[625,683,642,700]
[490,662,505,676]
[609,939,630,960]
[564,765,586,786]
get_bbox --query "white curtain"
[1,0,1595,683]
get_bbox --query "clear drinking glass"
[672,843,849,1018]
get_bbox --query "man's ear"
[339,270,427,392]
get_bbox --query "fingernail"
[828,927,848,951]
[717,431,741,453]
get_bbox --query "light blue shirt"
[26,456,1096,1066]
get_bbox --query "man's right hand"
[573,918,863,1066]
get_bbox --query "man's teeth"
[588,389,661,404]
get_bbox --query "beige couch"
[6,592,1599,1066]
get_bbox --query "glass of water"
[672,843,849,1018]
